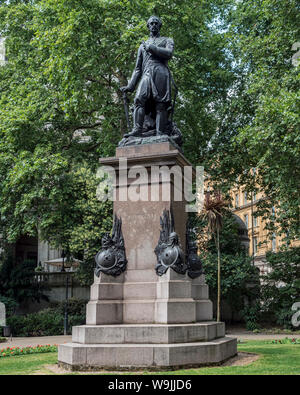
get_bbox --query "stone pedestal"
[58,142,237,370]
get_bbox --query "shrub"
[49,298,87,317]
[195,211,261,323]
[203,251,260,322]
[7,299,86,336]
[242,303,261,331]
[0,255,48,305]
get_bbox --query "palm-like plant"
[201,191,227,322]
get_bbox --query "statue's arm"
[148,38,174,60]
[126,46,143,92]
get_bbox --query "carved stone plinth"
[58,142,237,370]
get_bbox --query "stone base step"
[58,336,237,370]
[72,322,225,344]
[86,298,213,325]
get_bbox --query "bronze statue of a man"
[121,16,174,137]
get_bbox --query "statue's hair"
[147,15,162,29]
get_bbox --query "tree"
[0,255,47,305]
[201,191,227,321]
[0,0,235,280]
[205,0,300,242]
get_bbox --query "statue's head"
[147,16,162,34]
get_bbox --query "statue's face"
[147,18,161,34]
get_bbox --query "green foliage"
[0,0,234,263]
[0,345,58,358]
[49,298,86,318]
[242,303,261,331]
[198,212,260,321]
[0,257,47,305]
[271,338,300,345]
[261,247,300,329]
[7,298,86,336]
[203,251,260,316]
[206,0,300,241]
[0,0,298,293]
[202,211,248,254]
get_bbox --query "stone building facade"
[230,185,300,275]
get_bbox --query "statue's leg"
[133,101,145,133]
[155,102,168,135]
[125,99,145,137]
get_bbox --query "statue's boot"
[124,105,145,138]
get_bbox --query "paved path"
[226,331,300,341]
[1,331,300,349]
[0,335,72,349]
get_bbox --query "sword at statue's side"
[121,90,131,133]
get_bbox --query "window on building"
[253,191,256,201]
[244,214,249,229]
[272,233,276,252]
[235,194,239,207]
[253,215,259,227]
[253,237,258,256]
[244,192,248,205]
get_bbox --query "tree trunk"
[217,227,221,322]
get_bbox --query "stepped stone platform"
[72,322,225,344]
[58,142,237,370]
[59,323,236,370]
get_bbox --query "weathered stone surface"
[58,142,237,370]
[58,337,237,369]
[195,300,213,321]
[123,282,157,300]
[192,284,209,300]
[123,300,156,324]
[89,143,194,324]
[86,301,123,325]
[72,322,225,345]
[155,299,196,324]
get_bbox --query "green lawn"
[0,353,59,375]
[0,341,299,375]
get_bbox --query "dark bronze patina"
[120,16,182,148]
[154,209,187,276]
[95,215,127,277]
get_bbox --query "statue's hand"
[142,40,151,52]
[121,85,133,93]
